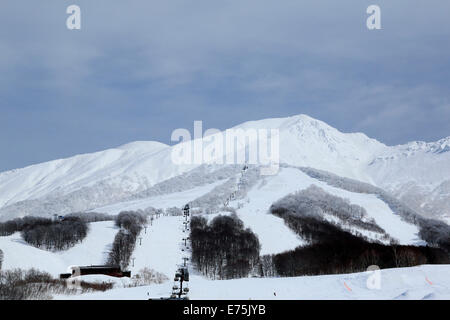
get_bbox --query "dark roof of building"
[73,265,121,270]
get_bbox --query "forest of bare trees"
[0,216,53,236]
[190,215,260,279]
[0,216,89,251]
[21,217,88,251]
[64,212,114,223]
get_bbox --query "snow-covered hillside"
[0,221,116,277]
[0,141,170,207]
[0,114,448,222]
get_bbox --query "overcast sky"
[0,0,449,171]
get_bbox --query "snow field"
[55,265,450,300]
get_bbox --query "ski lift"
[179,267,189,282]
[172,285,179,290]
[183,204,190,216]
[183,288,189,293]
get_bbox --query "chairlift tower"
[172,267,189,299]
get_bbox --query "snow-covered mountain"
[1,115,450,300]
[0,114,449,223]
[367,137,450,222]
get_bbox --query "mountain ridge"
[0,114,448,222]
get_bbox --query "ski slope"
[233,169,307,255]
[0,221,117,277]
[55,264,450,300]
[129,216,185,289]
[230,167,422,253]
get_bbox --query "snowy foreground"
[55,265,450,300]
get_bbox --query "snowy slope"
[0,141,188,208]
[129,216,184,278]
[55,265,450,300]
[0,221,117,277]
[232,169,307,255]
[94,180,225,215]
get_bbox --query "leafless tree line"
[0,216,88,251]
[106,211,147,269]
[0,268,112,300]
[190,215,260,280]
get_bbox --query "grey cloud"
[0,0,449,170]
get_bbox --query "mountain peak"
[116,141,169,152]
